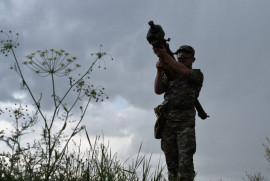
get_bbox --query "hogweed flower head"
[23,49,80,77]
[90,44,113,70]
[0,30,20,56]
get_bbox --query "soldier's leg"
[161,125,179,181]
[177,127,196,181]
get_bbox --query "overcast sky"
[1,0,270,180]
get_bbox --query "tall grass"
[0,129,166,181]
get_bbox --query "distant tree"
[242,172,268,181]
[264,137,270,171]
[242,138,270,181]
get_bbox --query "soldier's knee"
[179,170,195,181]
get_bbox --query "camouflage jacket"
[162,69,204,122]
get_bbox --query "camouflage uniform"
[161,69,203,181]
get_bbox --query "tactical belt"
[164,103,194,111]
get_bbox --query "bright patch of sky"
[111,96,129,111]
[12,92,27,100]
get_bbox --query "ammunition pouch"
[154,105,165,139]
[153,103,194,139]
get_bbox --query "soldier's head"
[175,45,196,68]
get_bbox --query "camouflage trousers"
[161,120,196,181]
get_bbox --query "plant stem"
[11,48,49,130]
[51,73,57,108]
[48,95,92,177]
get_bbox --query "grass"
[0,128,166,181]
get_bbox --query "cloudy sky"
[1,0,270,180]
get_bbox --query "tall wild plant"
[0,30,165,181]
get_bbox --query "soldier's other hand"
[153,45,167,59]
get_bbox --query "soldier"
[153,45,203,181]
